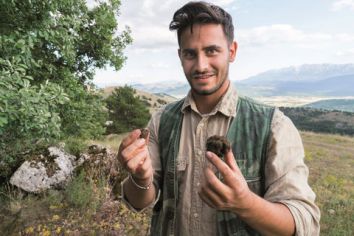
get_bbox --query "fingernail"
[206,151,213,159]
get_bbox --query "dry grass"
[88,133,127,153]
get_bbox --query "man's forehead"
[179,23,228,48]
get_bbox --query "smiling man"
[116,1,320,235]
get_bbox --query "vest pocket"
[245,177,262,195]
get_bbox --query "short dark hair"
[169,1,234,46]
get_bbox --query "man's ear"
[229,41,237,62]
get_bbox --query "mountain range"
[131,63,354,97]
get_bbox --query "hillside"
[280,107,354,136]
[304,99,354,112]
[102,86,177,113]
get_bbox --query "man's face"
[178,23,237,96]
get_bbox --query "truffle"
[140,128,149,140]
[206,135,231,159]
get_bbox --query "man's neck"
[192,80,230,114]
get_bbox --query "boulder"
[9,147,83,193]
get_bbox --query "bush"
[105,86,151,134]
[0,0,131,181]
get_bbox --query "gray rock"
[10,147,79,193]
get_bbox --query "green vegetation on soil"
[280,107,354,136]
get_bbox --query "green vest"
[151,96,275,236]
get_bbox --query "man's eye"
[183,51,195,59]
[206,48,217,55]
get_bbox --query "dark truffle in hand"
[140,128,149,140]
[206,135,231,158]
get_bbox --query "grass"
[0,131,353,235]
[301,131,354,235]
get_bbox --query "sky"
[91,0,354,87]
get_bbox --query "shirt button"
[194,213,198,218]
[197,182,200,187]
[197,150,202,156]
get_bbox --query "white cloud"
[332,0,354,11]
[237,24,354,49]
[117,0,238,51]
[336,48,354,56]
[130,25,176,49]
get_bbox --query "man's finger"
[224,150,241,174]
[120,138,146,163]
[119,129,141,152]
[206,151,233,180]
[125,148,148,174]
[203,167,230,201]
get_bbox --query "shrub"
[105,86,151,134]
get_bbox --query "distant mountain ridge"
[130,63,354,97]
[304,99,354,112]
[242,63,354,84]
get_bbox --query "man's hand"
[118,129,154,186]
[198,150,255,214]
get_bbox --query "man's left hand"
[198,150,255,215]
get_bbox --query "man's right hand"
[118,129,154,186]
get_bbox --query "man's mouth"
[193,73,215,80]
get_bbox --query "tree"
[0,0,131,181]
[106,86,151,134]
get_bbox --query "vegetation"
[280,107,354,136]
[0,0,131,181]
[302,132,354,235]
[105,86,151,134]
[0,131,352,235]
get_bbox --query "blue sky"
[91,0,354,87]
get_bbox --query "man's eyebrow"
[181,48,195,53]
[204,45,222,50]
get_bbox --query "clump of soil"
[206,135,231,159]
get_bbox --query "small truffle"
[206,135,231,159]
[140,128,149,140]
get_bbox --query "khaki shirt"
[122,84,320,236]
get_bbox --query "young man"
[116,1,320,235]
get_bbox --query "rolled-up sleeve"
[264,109,320,236]
[120,107,164,212]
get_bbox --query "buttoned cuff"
[120,176,161,213]
[277,200,320,236]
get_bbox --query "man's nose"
[195,54,208,72]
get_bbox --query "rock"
[10,147,78,193]
[88,144,106,155]
[328,209,335,215]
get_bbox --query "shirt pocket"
[176,155,188,186]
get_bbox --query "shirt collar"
[181,83,238,118]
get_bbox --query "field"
[0,132,353,235]
[256,96,354,107]
[301,132,354,235]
